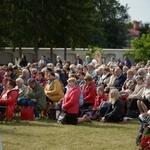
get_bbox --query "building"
[126,21,141,47]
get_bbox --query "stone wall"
[0,47,133,65]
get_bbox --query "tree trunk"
[19,46,22,57]
[50,47,53,61]
[34,38,38,59]
[64,47,67,61]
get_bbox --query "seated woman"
[0,77,10,95]
[124,76,144,116]
[137,75,150,114]
[98,66,112,88]
[44,71,64,116]
[35,71,47,88]
[92,86,108,120]
[101,88,125,123]
[19,68,30,86]
[82,74,96,109]
[16,78,28,98]
[0,79,18,119]
[81,86,108,121]
[61,77,81,125]
[104,68,116,93]
[44,71,64,104]
[120,69,135,104]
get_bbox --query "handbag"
[47,107,60,120]
[20,106,34,121]
[57,111,67,124]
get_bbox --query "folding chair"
[0,104,20,123]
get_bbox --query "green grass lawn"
[0,118,140,150]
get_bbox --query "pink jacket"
[93,94,108,110]
[62,85,80,114]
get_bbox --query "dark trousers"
[106,114,123,122]
[66,113,78,125]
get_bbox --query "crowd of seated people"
[0,54,150,125]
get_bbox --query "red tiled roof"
[127,28,140,37]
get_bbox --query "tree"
[91,0,130,48]
[0,0,12,47]
[139,23,150,36]
[125,33,150,62]
[84,45,103,59]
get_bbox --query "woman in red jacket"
[78,86,108,123]
[0,79,18,119]
[82,74,96,108]
[62,77,81,125]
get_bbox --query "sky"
[119,0,150,23]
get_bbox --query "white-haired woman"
[102,88,124,122]
[83,55,91,66]
[16,78,28,98]
[19,68,30,85]
[55,55,62,68]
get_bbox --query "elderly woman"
[76,64,83,74]
[98,66,112,88]
[83,55,91,66]
[120,69,135,104]
[137,68,147,79]
[107,57,117,68]
[16,78,28,98]
[0,79,18,119]
[62,77,81,125]
[82,74,96,108]
[35,71,47,88]
[44,71,64,104]
[19,68,30,85]
[102,88,124,122]
[123,76,145,118]
[30,68,37,79]
[87,63,96,78]
[55,55,63,68]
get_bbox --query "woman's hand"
[96,107,100,111]
[62,108,66,111]
[142,113,149,117]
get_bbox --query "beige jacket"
[129,84,144,99]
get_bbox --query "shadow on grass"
[1,118,140,131]
[0,118,60,128]
[78,118,140,129]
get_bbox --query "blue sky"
[119,0,150,23]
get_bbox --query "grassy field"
[0,118,140,150]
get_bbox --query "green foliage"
[0,0,94,50]
[0,0,130,50]
[139,23,150,36]
[125,33,150,62]
[84,45,103,58]
[91,0,130,48]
